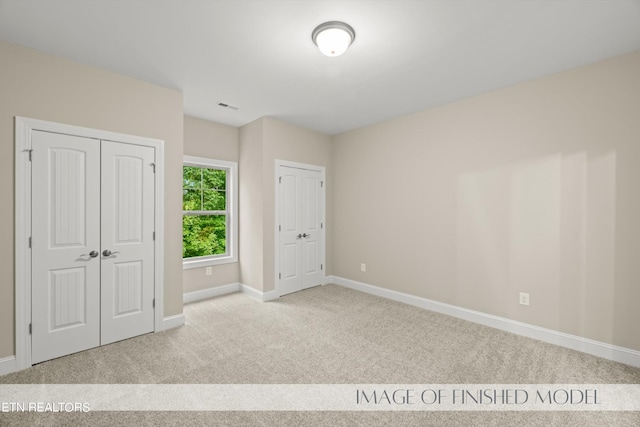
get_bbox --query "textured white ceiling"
[1,0,639,135]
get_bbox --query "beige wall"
[239,119,265,291]
[239,117,332,292]
[4,37,637,362]
[262,118,333,292]
[0,40,184,359]
[184,115,239,162]
[183,116,240,293]
[332,51,640,351]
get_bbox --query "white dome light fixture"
[312,21,355,57]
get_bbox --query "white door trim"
[14,116,165,370]
[274,160,326,297]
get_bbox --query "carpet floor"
[1,284,639,426]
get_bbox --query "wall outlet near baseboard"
[205,267,212,276]
[519,292,530,306]
[360,263,366,272]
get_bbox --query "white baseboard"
[237,276,334,302]
[262,289,279,302]
[329,275,640,368]
[162,313,185,331]
[241,284,279,302]
[0,355,17,376]
[183,283,241,304]
[241,276,333,301]
[182,282,281,304]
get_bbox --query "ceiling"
[1,1,639,136]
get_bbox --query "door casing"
[14,116,165,370]
[274,159,326,297]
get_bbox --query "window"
[183,156,238,268]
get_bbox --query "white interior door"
[278,165,324,296]
[100,141,156,345]
[279,167,303,295]
[31,132,156,363]
[31,131,101,364]
[300,170,323,288]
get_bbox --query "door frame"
[274,159,326,297]
[14,116,165,370]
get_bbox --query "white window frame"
[182,155,238,269]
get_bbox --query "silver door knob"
[89,250,99,258]
[297,234,303,239]
[102,249,120,257]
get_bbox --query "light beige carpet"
[1,284,639,426]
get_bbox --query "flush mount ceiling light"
[311,21,355,57]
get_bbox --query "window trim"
[182,155,238,269]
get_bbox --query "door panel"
[114,155,144,243]
[32,132,156,363]
[31,131,101,364]
[113,261,143,316]
[304,241,319,274]
[278,166,324,296]
[282,175,298,233]
[301,170,323,288]
[304,175,318,229]
[278,170,302,295]
[100,141,155,345]
[49,268,87,330]
[284,244,298,279]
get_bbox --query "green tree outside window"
[183,166,228,258]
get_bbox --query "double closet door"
[31,130,156,364]
[278,165,324,296]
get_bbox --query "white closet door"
[279,167,303,295]
[278,166,323,296]
[300,169,323,289]
[31,132,156,363]
[100,141,156,345]
[31,131,101,364]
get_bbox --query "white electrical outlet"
[205,267,212,276]
[519,292,530,306]
[360,263,366,272]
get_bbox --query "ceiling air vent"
[217,102,239,110]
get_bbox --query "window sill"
[183,255,238,270]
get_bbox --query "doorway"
[276,161,326,296]
[15,117,165,368]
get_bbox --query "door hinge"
[279,176,282,184]
[321,181,324,188]
[279,273,281,280]
[321,264,323,271]
[150,163,156,173]
[279,225,281,232]
[153,231,156,240]
[28,237,32,249]
[321,223,323,229]
[153,298,155,309]
[29,323,32,335]
[27,149,33,162]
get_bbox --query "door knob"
[297,234,303,239]
[303,233,311,238]
[89,250,99,258]
[102,249,120,257]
